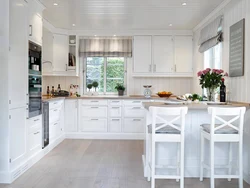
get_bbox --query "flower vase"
[207,88,216,101]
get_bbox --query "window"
[204,43,222,69]
[85,57,126,93]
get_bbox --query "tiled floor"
[0,139,250,188]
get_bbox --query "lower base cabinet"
[109,118,122,133]
[123,118,144,133]
[80,118,108,132]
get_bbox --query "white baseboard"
[65,132,145,140]
[0,134,65,184]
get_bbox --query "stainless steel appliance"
[42,102,49,148]
[28,41,42,118]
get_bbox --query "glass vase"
[207,88,216,101]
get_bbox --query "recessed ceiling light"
[94,35,97,37]
[72,24,76,26]
[169,24,173,27]
[113,35,116,37]
[182,2,187,6]
[53,3,58,6]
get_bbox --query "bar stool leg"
[176,143,180,182]
[146,132,151,182]
[228,143,232,181]
[200,132,204,182]
[239,141,243,188]
[151,141,156,188]
[180,141,185,188]
[210,140,215,188]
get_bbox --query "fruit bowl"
[157,92,173,98]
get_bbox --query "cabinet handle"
[34,119,40,122]
[54,109,58,112]
[34,131,40,135]
[112,119,120,121]
[132,107,141,109]
[91,119,99,121]
[111,101,120,103]
[153,64,156,72]
[132,101,140,103]
[112,107,120,109]
[175,64,177,72]
[54,123,58,125]
[149,65,152,72]
[29,25,32,36]
[91,107,99,109]
[53,102,58,105]
[66,64,68,71]
[133,119,141,121]
[91,101,98,103]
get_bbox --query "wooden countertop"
[142,102,250,110]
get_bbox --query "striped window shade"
[79,37,133,57]
[198,15,223,53]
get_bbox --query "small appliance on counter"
[52,90,70,97]
[143,85,152,98]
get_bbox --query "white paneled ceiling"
[40,0,225,30]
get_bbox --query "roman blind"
[198,15,223,53]
[79,37,133,57]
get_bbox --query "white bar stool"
[146,106,188,188]
[200,107,246,188]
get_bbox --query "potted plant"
[87,84,93,96]
[197,68,228,101]
[92,81,99,95]
[115,83,125,96]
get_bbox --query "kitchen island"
[142,102,250,184]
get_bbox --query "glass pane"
[106,57,124,92]
[86,57,104,92]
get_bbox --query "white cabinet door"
[123,118,144,133]
[109,118,121,133]
[65,100,78,132]
[53,34,68,72]
[42,27,53,73]
[133,36,152,73]
[9,107,27,168]
[80,118,108,132]
[9,0,28,109]
[28,124,42,155]
[152,36,174,73]
[50,121,59,141]
[174,36,193,73]
[29,12,42,45]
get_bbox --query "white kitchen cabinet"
[81,106,108,118]
[50,121,59,140]
[123,118,144,133]
[28,116,42,156]
[8,0,28,109]
[109,106,122,117]
[133,36,152,73]
[9,107,27,170]
[28,0,44,45]
[42,27,53,73]
[124,106,145,118]
[65,100,78,132]
[174,36,193,73]
[152,36,174,73]
[52,34,69,72]
[109,118,122,133]
[80,118,108,132]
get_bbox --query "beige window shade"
[198,15,223,53]
[79,37,133,57]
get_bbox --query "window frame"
[83,57,127,95]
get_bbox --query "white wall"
[193,0,250,103]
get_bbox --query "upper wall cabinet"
[28,0,44,45]
[42,27,53,73]
[133,36,152,73]
[153,36,174,73]
[133,35,193,77]
[174,36,193,73]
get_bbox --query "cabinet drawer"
[123,100,142,106]
[123,118,144,133]
[49,108,61,124]
[109,106,122,117]
[81,106,107,118]
[28,127,42,153]
[109,100,122,106]
[124,106,145,118]
[81,100,108,106]
[49,100,63,110]
[80,118,107,132]
[29,123,41,134]
[50,121,59,140]
[27,115,42,127]
[109,118,122,133]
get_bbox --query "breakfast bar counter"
[142,102,250,184]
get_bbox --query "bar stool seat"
[201,124,238,134]
[148,124,181,134]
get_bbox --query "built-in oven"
[28,41,42,118]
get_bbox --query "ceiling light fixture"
[53,3,58,6]
[182,2,187,6]
[94,35,97,37]
[72,24,76,26]
[113,35,116,37]
[169,24,173,27]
